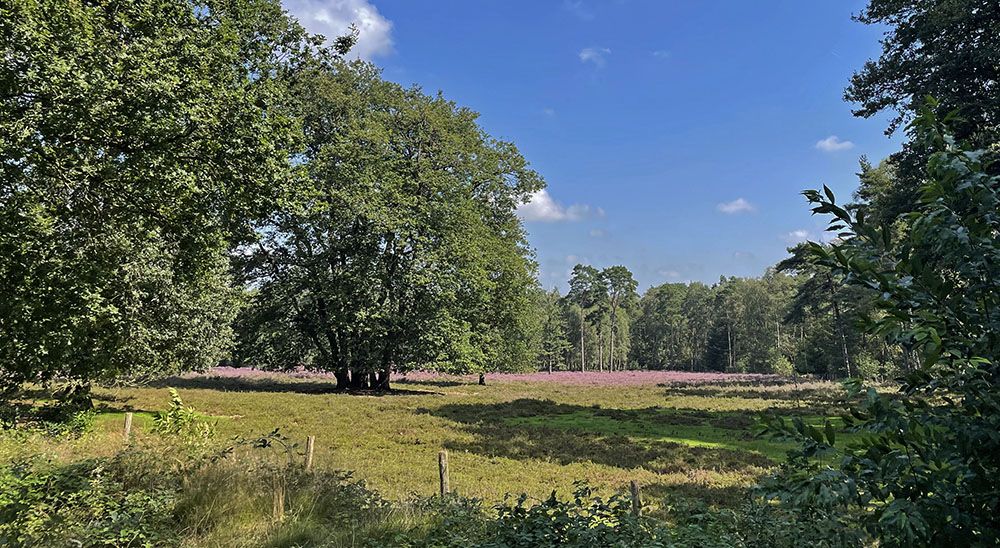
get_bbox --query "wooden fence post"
[438,450,450,496]
[123,412,133,443]
[272,474,285,522]
[629,480,642,517]
[305,435,315,470]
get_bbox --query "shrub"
[0,458,178,547]
[761,106,1000,545]
[482,483,667,548]
[152,389,214,437]
[768,350,795,376]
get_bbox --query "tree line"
[535,244,907,379]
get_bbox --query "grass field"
[3,369,849,519]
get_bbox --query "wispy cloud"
[589,228,605,237]
[284,0,393,59]
[651,50,671,59]
[542,107,556,117]
[716,198,756,214]
[563,0,594,20]
[654,262,705,283]
[815,135,854,152]
[518,189,603,222]
[782,229,811,243]
[579,47,611,67]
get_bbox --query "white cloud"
[518,189,601,222]
[658,269,682,280]
[716,198,756,214]
[284,0,393,60]
[782,229,811,243]
[589,228,605,237]
[542,108,556,117]
[815,135,854,152]
[563,0,594,20]
[652,50,671,58]
[579,47,611,67]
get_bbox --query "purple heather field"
[189,367,780,387]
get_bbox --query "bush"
[768,350,795,376]
[851,352,898,382]
[762,107,1000,545]
[0,458,178,547]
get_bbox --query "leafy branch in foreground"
[759,102,1000,546]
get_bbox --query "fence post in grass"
[629,480,642,517]
[123,412,133,443]
[305,435,315,471]
[272,474,285,522]
[438,450,450,496]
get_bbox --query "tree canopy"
[846,0,1000,223]
[0,0,319,391]
[234,61,544,389]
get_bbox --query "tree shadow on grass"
[659,380,850,416]
[395,378,469,388]
[144,375,440,396]
[423,399,775,476]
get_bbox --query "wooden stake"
[629,480,642,517]
[272,475,285,522]
[438,450,450,496]
[123,412,133,443]
[305,435,315,471]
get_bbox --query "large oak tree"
[235,62,544,389]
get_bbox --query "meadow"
[4,369,849,518]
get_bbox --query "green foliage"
[395,484,669,548]
[0,0,323,391]
[852,352,898,382]
[0,458,179,547]
[537,288,573,371]
[768,350,795,377]
[629,273,822,374]
[382,496,491,547]
[562,264,639,371]
[484,483,662,547]
[236,61,544,389]
[151,388,215,448]
[846,0,1000,224]
[762,107,1000,545]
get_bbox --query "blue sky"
[283,0,903,292]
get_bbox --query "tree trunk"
[334,368,350,390]
[478,373,486,386]
[726,322,734,371]
[828,275,853,377]
[580,314,586,372]
[350,367,369,390]
[377,332,397,391]
[375,367,391,391]
[610,326,615,373]
[598,327,604,373]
